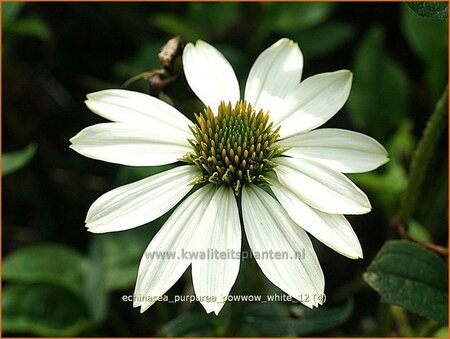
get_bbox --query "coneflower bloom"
[70,38,388,315]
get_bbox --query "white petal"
[183,40,240,110]
[269,174,363,259]
[134,184,216,313]
[192,186,241,315]
[86,165,199,233]
[274,157,371,215]
[281,128,389,173]
[85,89,192,136]
[244,38,303,122]
[70,122,191,166]
[242,185,324,308]
[276,70,353,138]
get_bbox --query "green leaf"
[407,2,448,19]
[401,4,448,101]
[267,2,337,34]
[296,22,356,60]
[2,2,25,26]
[102,233,141,291]
[158,313,216,337]
[3,284,89,336]
[402,4,448,63]
[3,243,86,296]
[8,16,53,41]
[347,26,409,140]
[387,119,416,160]
[363,240,448,324]
[245,299,354,336]
[89,211,170,293]
[83,238,109,324]
[2,143,37,176]
[187,2,243,32]
[101,225,159,291]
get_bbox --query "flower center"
[184,101,285,195]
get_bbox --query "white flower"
[70,38,389,315]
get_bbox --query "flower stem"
[377,303,392,336]
[390,305,413,337]
[397,85,448,223]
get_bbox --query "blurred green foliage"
[2,143,37,176]
[401,5,448,102]
[2,2,448,337]
[3,284,90,336]
[347,25,409,141]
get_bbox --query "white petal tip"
[339,238,363,260]
[195,39,208,46]
[331,69,353,85]
[344,251,364,260]
[353,203,372,215]
[201,304,215,314]
[84,99,95,110]
[200,300,225,315]
[359,208,372,215]
[354,247,364,259]
[138,302,154,313]
[184,41,194,50]
[85,90,116,100]
[276,37,296,46]
[68,136,83,151]
[85,225,100,234]
[132,298,156,312]
[69,133,81,145]
[301,300,317,309]
[338,69,353,78]
[85,225,122,234]
[212,303,225,315]
[86,92,99,100]
[357,250,364,259]
[85,222,111,234]
[372,153,390,171]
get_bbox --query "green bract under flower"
[184,101,286,195]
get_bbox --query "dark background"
[3,2,448,337]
